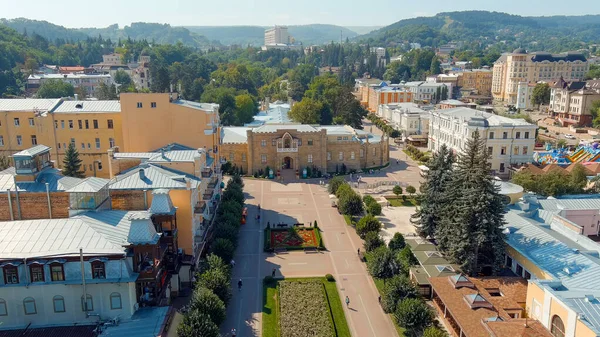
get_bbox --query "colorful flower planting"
[279,280,334,337]
[270,228,318,248]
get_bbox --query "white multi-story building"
[428,107,536,177]
[404,81,453,103]
[27,73,112,98]
[515,81,537,110]
[264,26,290,45]
[378,103,430,136]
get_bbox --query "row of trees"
[411,134,507,276]
[177,174,245,337]
[329,177,364,216]
[366,113,400,137]
[511,164,589,197]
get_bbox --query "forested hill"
[0,18,216,48]
[185,24,359,46]
[360,11,600,52]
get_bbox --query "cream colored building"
[455,69,493,96]
[378,103,429,136]
[492,49,588,104]
[264,25,290,45]
[428,107,536,177]
[549,78,600,127]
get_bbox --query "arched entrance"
[283,156,293,169]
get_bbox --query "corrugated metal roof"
[0,168,83,192]
[0,98,60,112]
[253,124,319,133]
[171,99,218,112]
[12,145,51,157]
[566,298,600,333]
[319,125,354,135]
[76,210,158,246]
[51,100,121,113]
[0,326,97,337]
[538,197,600,212]
[150,189,176,215]
[99,306,169,337]
[436,107,533,126]
[113,150,201,163]
[66,177,109,193]
[109,164,200,190]
[222,127,250,144]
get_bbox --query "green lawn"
[372,278,406,337]
[262,277,351,337]
[386,197,418,207]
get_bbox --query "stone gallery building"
[220,124,389,175]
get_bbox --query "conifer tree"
[438,130,506,275]
[411,144,454,239]
[62,142,85,178]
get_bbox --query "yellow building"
[0,93,220,178]
[503,209,600,337]
[455,69,493,96]
[492,49,589,104]
[367,86,412,112]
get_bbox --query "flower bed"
[270,228,318,249]
[279,280,334,337]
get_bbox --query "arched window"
[551,315,565,337]
[23,297,36,315]
[110,292,122,310]
[91,261,106,279]
[81,294,93,312]
[0,298,7,316]
[53,296,65,313]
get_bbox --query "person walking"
[231,328,237,337]
[230,259,235,267]
[238,279,243,291]
[345,296,350,308]
[272,268,277,278]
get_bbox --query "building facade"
[377,103,429,137]
[264,26,290,45]
[428,107,537,177]
[26,74,113,98]
[492,49,589,104]
[404,81,452,103]
[516,81,537,110]
[367,85,412,112]
[455,69,493,96]
[221,124,389,175]
[549,79,600,127]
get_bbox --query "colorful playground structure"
[534,143,600,165]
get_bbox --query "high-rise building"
[264,25,290,45]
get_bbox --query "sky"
[0,0,598,28]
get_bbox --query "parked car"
[565,134,576,139]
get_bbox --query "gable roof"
[66,177,109,193]
[0,168,83,192]
[109,164,200,190]
[0,99,60,112]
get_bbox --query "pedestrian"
[378,295,381,303]
[272,268,276,277]
[231,328,237,337]
[230,259,235,267]
[345,296,350,307]
[238,279,243,291]
[357,248,360,256]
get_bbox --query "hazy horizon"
[0,0,598,29]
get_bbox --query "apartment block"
[26,73,112,98]
[549,78,600,127]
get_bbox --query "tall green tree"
[36,79,75,98]
[429,57,441,75]
[394,298,434,337]
[381,275,418,313]
[96,82,118,100]
[411,144,454,239]
[531,83,551,106]
[289,97,322,124]
[188,287,226,326]
[234,94,257,125]
[176,309,220,337]
[438,130,506,275]
[62,142,85,178]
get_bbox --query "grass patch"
[262,277,350,337]
[372,278,406,337]
[343,214,354,226]
[386,197,418,207]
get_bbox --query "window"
[29,264,44,282]
[16,135,22,146]
[261,140,266,147]
[525,131,530,139]
[337,136,342,141]
[81,143,85,150]
[78,120,83,129]
[110,293,122,310]
[107,119,114,129]
[23,297,36,315]
[151,102,157,108]
[0,136,3,147]
[522,146,528,155]
[4,266,19,284]
[360,149,364,158]
[0,299,6,316]
[513,146,519,155]
[93,120,98,129]
[308,154,313,163]
[486,288,502,297]
[516,132,521,139]
[500,163,505,172]
[85,120,89,129]
[97,162,103,171]
[61,120,65,129]
[53,296,65,313]
[137,102,143,108]
[50,263,65,281]
[297,139,302,146]
[70,138,75,145]
[229,152,234,161]
[261,154,267,163]
[14,118,19,126]
[91,261,106,279]
[489,132,494,139]
[500,147,506,155]
[89,164,92,171]
[241,153,246,162]
[63,143,66,149]
[502,132,508,139]
[54,120,58,129]
[342,137,348,141]
[339,152,343,161]
[506,256,513,269]
[327,152,331,161]
[30,135,37,145]
[551,315,565,337]
[308,139,313,146]
[524,270,531,280]
[81,294,93,312]
[109,138,115,148]
[487,147,493,155]
[272,139,276,146]
[95,138,100,149]
[68,120,73,129]
[373,148,376,156]
[516,264,523,277]
[28,118,34,126]
[351,152,355,160]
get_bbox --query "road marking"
[359,294,377,337]
[336,233,341,244]
[288,262,308,265]
[237,296,243,333]
[345,259,350,269]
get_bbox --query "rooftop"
[0,168,83,192]
[66,177,109,193]
[50,100,121,113]
[537,195,600,212]
[113,149,205,163]
[98,306,169,337]
[434,107,534,127]
[171,99,218,112]
[28,73,111,79]
[439,99,467,106]
[12,144,51,157]
[0,325,97,337]
[109,164,200,190]
[0,98,60,112]
[252,102,292,125]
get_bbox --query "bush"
[423,326,449,337]
[381,275,418,313]
[177,309,220,337]
[188,287,226,326]
[199,267,232,305]
[394,298,434,336]
[339,191,364,216]
[328,176,346,194]
[363,195,376,206]
[335,183,353,198]
[388,233,406,251]
[325,274,335,282]
[367,202,382,215]
[364,231,385,252]
[393,185,402,196]
[366,246,400,280]
[211,238,235,263]
[356,215,382,239]
[406,185,416,196]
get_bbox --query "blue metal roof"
[99,307,169,337]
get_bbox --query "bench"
[294,223,305,227]
[276,223,287,228]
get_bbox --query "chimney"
[74,93,79,101]
[139,168,145,180]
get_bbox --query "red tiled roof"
[0,326,97,337]
[484,320,553,337]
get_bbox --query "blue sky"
[0,0,598,28]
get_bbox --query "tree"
[429,57,441,75]
[364,231,385,252]
[585,64,600,80]
[423,327,448,337]
[366,246,400,281]
[406,185,416,197]
[199,267,232,305]
[96,82,118,100]
[210,238,235,265]
[234,94,257,125]
[338,189,364,216]
[74,86,88,99]
[531,83,551,107]
[393,185,403,197]
[394,298,434,337]
[114,69,132,87]
[381,275,418,313]
[388,233,406,251]
[289,97,323,124]
[356,214,382,238]
[62,142,85,178]
[438,130,506,275]
[24,57,38,75]
[0,155,10,171]
[176,309,220,337]
[396,246,418,272]
[367,202,382,215]
[213,223,239,245]
[411,144,454,239]
[188,287,226,326]
[328,176,347,194]
[36,79,75,98]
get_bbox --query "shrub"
[406,185,416,196]
[188,287,226,326]
[388,233,406,251]
[364,231,385,252]
[325,274,335,282]
[203,254,230,276]
[394,298,434,336]
[423,327,449,337]
[381,275,418,313]
[335,183,353,198]
[393,185,402,196]
[366,246,400,280]
[356,215,382,239]
[328,176,346,194]
[339,191,364,216]
[367,202,382,215]
[177,309,220,337]
[397,246,418,273]
[199,267,232,305]
[363,195,377,206]
[211,238,235,263]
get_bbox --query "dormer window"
[3,265,19,284]
[91,261,106,279]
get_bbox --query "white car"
[565,134,576,139]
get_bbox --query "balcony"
[203,188,215,200]
[194,201,207,214]
[277,147,298,153]
[208,176,218,189]
[201,167,213,178]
